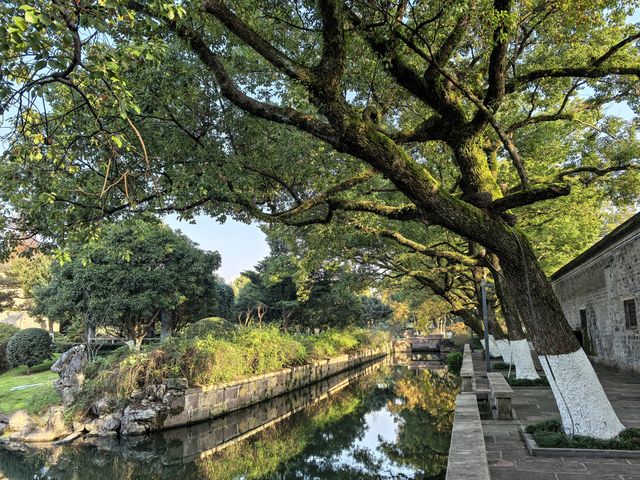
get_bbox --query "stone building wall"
[552,219,640,373]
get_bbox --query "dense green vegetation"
[445,352,463,375]
[0,323,20,373]
[507,376,549,387]
[6,328,53,372]
[75,324,390,410]
[526,419,640,451]
[33,219,225,346]
[0,358,59,415]
[232,237,392,331]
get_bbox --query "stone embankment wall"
[552,215,640,373]
[119,346,390,435]
[73,360,386,464]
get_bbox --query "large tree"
[33,219,222,346]
[234,236,364,329]
[1,0,639,437]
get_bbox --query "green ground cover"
[491,361,510,370]
[526,419,640,450]
[0,358,59,415]
[506,376,549,387]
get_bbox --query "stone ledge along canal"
[0,358,458,479]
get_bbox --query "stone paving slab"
[472,353,640,480]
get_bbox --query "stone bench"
[487,372,513,420]
[445,394,490,480]
[460,344,475,392]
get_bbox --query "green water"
[0,363,458,480]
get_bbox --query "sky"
[164,215,269,283]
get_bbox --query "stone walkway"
[472,352,640,480]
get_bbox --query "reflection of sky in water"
[309,404,417,478]
[0,365,454,480]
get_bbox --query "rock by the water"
[143,383,166,401]
[7,410,37,434]
[86,413,121,435]
[164,377,188,390]
[90,398,114,417]
[7,407,69,443]
[51,345,88,405]
[120,405,167,436]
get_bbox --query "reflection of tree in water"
[197,372,386,479]
[0,366,457,480]
[0,445,185,480]
[379,368,458,479]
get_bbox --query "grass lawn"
[0,357,60,415]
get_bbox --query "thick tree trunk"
[510,339,539,380]
[487,334,501,357]
[307,71,622,438]
[495,338,512,364]
[492,257,540,380]
[499,238,624,438]
[454,309,484,339]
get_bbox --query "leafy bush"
[181,317,236,339]
[0,323,20,373]
[303,328,389,360]
[75,326,390,410]
[446,351,463,375]
[52,334,77,353]
[526,419,640,450]
[6,328,53,372]
[491,361,510,370]
[507,376,549,387]
[235,327,307,373]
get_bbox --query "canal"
[0,358,458,479]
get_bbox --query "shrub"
[75,326,389,411]
[235,327,307,374]
[6,328,53,372]
[304,329,360,359]
[52,334,77,353]
[526,419,640,450]
[446,351,463,375]
[491,361,510,370]
[0,323,20,373]
[181,317,236,339]
[507,376,549,387]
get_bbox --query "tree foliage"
[0,323,20,373]
[360,296,393,328]
[1,0,639,362]
[32,219,222,344]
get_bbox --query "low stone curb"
[446,394,491,480]
[518,426,640,458]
